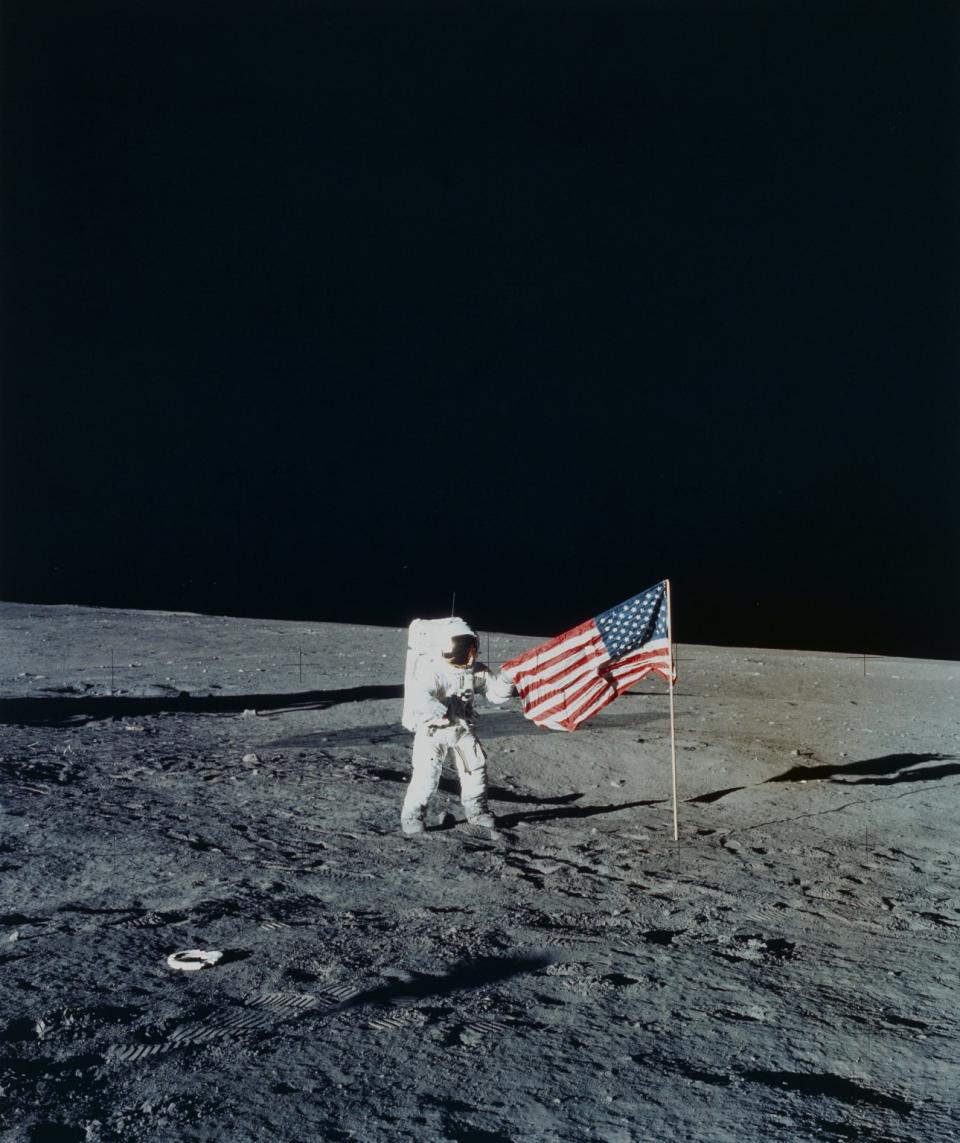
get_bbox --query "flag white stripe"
[506,626,598,679]
[511,635,605,693]
[523,661,611,720]
[521,651,611,712]
[565,684,614,727]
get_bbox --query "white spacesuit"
[400,617,514,836]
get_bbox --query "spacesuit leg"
[454,733,494,827]
[401,727,448,831]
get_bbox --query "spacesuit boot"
[400,813,425,837]
[464,804,496,829]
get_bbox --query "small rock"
[242,753,260,765]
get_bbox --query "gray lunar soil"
[1,601,959,1143]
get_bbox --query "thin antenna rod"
[451,591,456,617]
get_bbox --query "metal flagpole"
[666,578,679,842]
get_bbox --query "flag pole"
[666,578,679,842]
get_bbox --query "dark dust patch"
[641,929,685,946]
[715,935,796,962]
[712,1008,765,1023]
[670,1061,732,1086]
[165,829,226,853]
[740,1071,914,1117]
[0,756,82,785]
[600,972,640,988]
[1,913,47,927]
[882,1013,928,1031]
[436,1117,518,1143]
[915,910,959,928]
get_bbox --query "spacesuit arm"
[474,664,516,705]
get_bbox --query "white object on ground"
[166,949,224,972]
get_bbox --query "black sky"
[2,0,958,658]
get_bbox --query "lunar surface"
[1,601,958,1142]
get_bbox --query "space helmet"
[442,632,479,668]
[406,616,477,669]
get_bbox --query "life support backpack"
[400,616,477,732]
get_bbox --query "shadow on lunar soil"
[267,710,668,751]
[686,753,959,804]
[766,752,958,785]
[363,765,586,808]
[495,798,667,829]
[0,685,404,727]
[645,1058,914,1117]
[331,955,552,1010]
[686,785,748,805]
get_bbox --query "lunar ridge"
[1,601,958,1142]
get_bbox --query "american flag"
[501,581,675,732]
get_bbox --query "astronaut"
[400,617,515,836]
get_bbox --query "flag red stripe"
[525,642,670,727]
[514,640,608,706]
[502,619,595,671]
[505,624,601,687]
[558,682,616,729]
[529,671,609,728]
